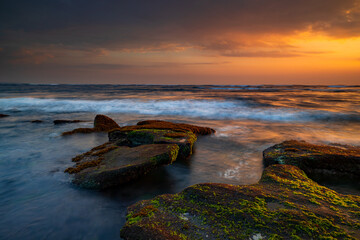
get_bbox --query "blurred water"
[0,84,359,239]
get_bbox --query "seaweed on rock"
[121,164,360,239]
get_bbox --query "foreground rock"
[62,114,120,136]
[0,114,9,118]
[263,140,360,182]
[65,142,179,189]
[65,120,214,188]
[121,164,360,239]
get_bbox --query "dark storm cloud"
[0,0,359,63]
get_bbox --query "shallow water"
[0,84,359,239]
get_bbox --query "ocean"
[0,84,359,239]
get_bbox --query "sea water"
[0,84,359,239]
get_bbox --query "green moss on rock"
[127,130,155,146]
[109,128,197,160]
[121,164,360,239]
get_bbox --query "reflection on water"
[0,84,359,239]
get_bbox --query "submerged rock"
[31,120,43,123]
[54,119,84,125]
[62,114,120,136]
[62,128,95,135]
[65,142,179,189]
[120,164,360,239]
[0,114,9,118]
[263,140,360,182]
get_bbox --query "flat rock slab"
[263,140,360,182]
[109,129,197,160]
[121,120,215,135]
[65,142,179,189]
[120,164,360,239]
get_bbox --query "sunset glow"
[1,0,360,84]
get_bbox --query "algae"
[121,165,360,239]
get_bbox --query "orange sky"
[1,0,360,85]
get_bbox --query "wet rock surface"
[66,142,179,189]
[62,114,120,136]
[120,164,360,240]
[109,128,197,160]
[123,120,215,135]
[93,114,120,131]
[263,140,360,182]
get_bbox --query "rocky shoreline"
[63,115,359,239]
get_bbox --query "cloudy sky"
[1,0,360,84]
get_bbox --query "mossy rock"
[114,120,215,136]
[121,164,360,239]
[263,140,360,182]
[109,128,197,160]
[65,142,179,189]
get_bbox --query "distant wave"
[210,87,266,91]
[0,97,358,122]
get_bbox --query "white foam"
[0,97,351,122]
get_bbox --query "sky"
[0,0,360,85]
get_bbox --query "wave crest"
[0,97,358,122]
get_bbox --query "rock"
[94,114,120,131]
[54,119,84,125]
[31,120,43,123]
[62,114,120,136]
[65,142,179,189]
[263,140,360,182]
[0,114,9,118]
[109,128,197,160]
[108,120,215,160]
[125,120,215,135]
[120,164,360,239]
[65,120,213,188]
[62,128,95,136]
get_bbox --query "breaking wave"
[0,97,358,122]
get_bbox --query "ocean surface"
[0,84,359,240]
